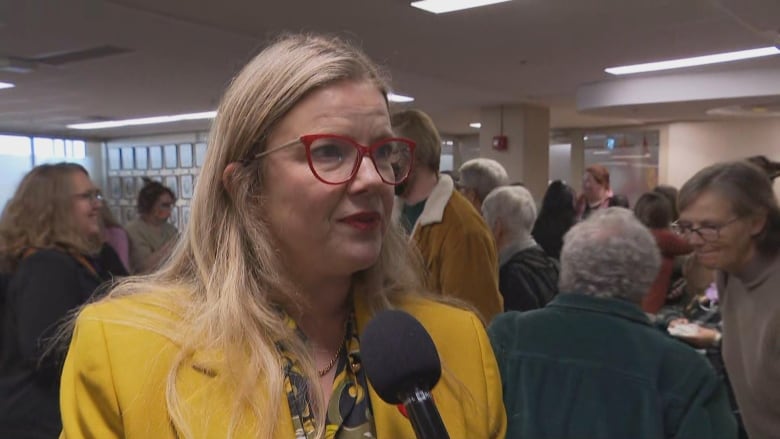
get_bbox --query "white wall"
[549,143,571,183]
[661,118,780,194]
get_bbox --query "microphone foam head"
[360,309,442,404]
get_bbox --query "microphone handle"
[403,388,450,439]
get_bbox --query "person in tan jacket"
[391,110,503,323]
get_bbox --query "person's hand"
[669,322,721,349]
[668,318,689,327]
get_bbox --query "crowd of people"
[0,33,777,439]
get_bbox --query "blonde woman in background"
[59,34,506,439]
[0,163,125,439]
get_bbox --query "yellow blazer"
[59,293,506,438]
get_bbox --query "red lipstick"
[340,211,381,231]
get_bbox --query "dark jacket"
[488,293,737,439]
[0,246,125,439]
[499,245,559,312]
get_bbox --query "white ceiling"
[1,0,779,139]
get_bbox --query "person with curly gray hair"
[489,207,737,439]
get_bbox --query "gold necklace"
[317,344,344,377]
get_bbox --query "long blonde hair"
[0,162,100,271]
[104,34,425,438]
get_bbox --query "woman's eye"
[310,144,345,161]
[374,143,392,160]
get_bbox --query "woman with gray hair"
[675,160,780,439]
[489,207,736,439]
[482,186,558,311]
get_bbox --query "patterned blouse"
[277,310,376,439]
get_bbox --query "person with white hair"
[481,186,558,312]
[457,158,509,212]
[489,208,736,439]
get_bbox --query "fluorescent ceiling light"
[605,46,780,75]
[469,122,482,128]
[411,0,512,14]
[0,81,15,90]
[68,110,217,130]
[388,92,414,103]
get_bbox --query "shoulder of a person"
[439,197,492,239]
[517,246,556,263]
[394,296,483,333]
[124,219,144,234]
[443,191,483,223]
[487,309,536,333]
[641,324,714,371]
[163,222,178,235]
[18,248,80,272]
[77,291,181,330]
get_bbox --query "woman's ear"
[222,162,242,195]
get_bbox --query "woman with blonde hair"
[59,34,506,439]
[0,163,125,438]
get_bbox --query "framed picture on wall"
[121,147,134,170]
[135,147,148,170]
[180,206,191,229]
[108,148,121,170]
[136,176,147,194]
[195,142,207,167]
[108,177,122,200]
[121,176,136,199]
[169,206,179,227]
[122,177,135,200]
[179,144,193,168]
[164,175,178,197]
[164,144,178,169]
[179,174,193,199]
[149,146,163,169]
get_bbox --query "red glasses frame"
[253,134,416,185]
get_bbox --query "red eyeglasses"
[252,134,415,185]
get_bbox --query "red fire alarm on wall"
[492,135,508,151]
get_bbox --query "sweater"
[718,253,780,439]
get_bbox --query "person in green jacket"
[489,207,737,439]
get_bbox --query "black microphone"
[361,310,450,439]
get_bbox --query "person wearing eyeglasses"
[489,208,736,439]
[125,178,178,273]
[675,160,780,439]
[0,163,126,439]
[58,34,506,439]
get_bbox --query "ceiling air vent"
[32,45,132,66]
[0,45,133,73]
